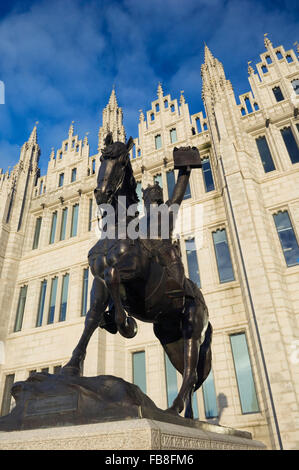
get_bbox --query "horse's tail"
[195,321,213,392]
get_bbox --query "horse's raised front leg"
[61,277,109,375]
[104,266,137,339]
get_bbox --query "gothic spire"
[98,87,126,151]
[28,122,38,145]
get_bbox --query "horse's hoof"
[118,317,138,339]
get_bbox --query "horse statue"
[62,133,212,419]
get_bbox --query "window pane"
[155,135,162,150]
[60,208,68,241]
[281,127,299,164]
[14,286,27,332]
[71,204,79,237]
[164,353,178,407]
[1,374,15,416]
[170,128,177,143]
[36,280,47,327]
[71,168,77,182]
[273,86,284,102]
[48,277,58,324]
[59,173,64,187]
[230,333,259,414]
[133,351,146,394]
[273,211,299,267]
[202,369,218,418]
[185,238,201,287]
[32,217,42,249]
[166,171,176,200]
[59,274,69,322]
[154,174,163,188]
[256,136,276,172]
[49,212,57,244]
[212,229,235,283]
[81,268,89,316]
[183,180,191,200]
[202,158,215,191]
[88,199,93,231]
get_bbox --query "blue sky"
[0,0,298,175]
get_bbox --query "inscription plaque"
[25,392,78,417]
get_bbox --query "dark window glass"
[49,212,57,244]
[88,199,93,231]
[273,86,284,102]
[71,168,77,182]
[253,102,259,111]
[47,277,58,324]
[286,55,293,63]
[150,113,154,121]
[245,97,253,114]
[185,238,200,287]
[60,207,68,241]
[276,50,283,60]
[202,158,215,191]
[1,374,15,416]
[202,369,218,418]
[212,229,235,283]
[261,65,268,73]
[32,217,42,249]
[155,103,160,112]
[36,280,47,327]
[81,268,89,316]
[70,204,79,237]
[273,211,299,267]
[59,274,69,322]
[281,127,299,164]
[58,173,64,187]
[92,159,96,174]
[241,107,246,116]
[164,100,168,109]
[14,286,27,332]
[170,104,175,112]
[166,171,176,200]
[230,333,259,414]
[265,55,272,64]
[195,118,202,133]
[132,351,146,394]
[256,136,276,172]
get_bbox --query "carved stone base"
[0,418,266,450]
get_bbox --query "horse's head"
[94,132,135,205]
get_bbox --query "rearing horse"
[62,133,212,419]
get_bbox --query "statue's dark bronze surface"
[63,134,212,419]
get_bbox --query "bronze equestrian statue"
[62,133,212,419]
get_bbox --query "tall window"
[58,173,64,187]
[70,204,79,237]
[71,168,77,183]
[60,207,68,241]
[272,86,284,102]
[281,127,299,164]
[48,277,58,324]
[202,158,215,192]
[1,374,15,417]
[185,238,201,287]
[81,268,89,316]
[166,170,176,200]
[36,280,47,327]
[255,136,276,172]
[92,159,96,175]
[291,79,299,95]
[132,351,147,394]
[230,333,259,414]
[88,199,93,231]
[154,174,163,188]
[59,273,69,322]
[49,212,57,244]
[202,369,218,418]
[183,179,192,200]
[14,285,28,332]
[155,134,162,150]
[212,229,235,283]
[32,217,42,250]
[164,353,178,408]
[273,211,299,267]
[170,128,177,143]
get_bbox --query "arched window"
[203,122,208,131]
[155,103,160,112]
[273,86,284,102]
[195,117,201,133]
[265,55,272,64]
[244,97,253,114]
[170,104,175,112]
[241,107,246,116]
[254,102,259,111]
[150,113,155,121]
[164,100,168,109]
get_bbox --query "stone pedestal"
[0,418,266,450]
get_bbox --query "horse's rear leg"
[61,277,109,375]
